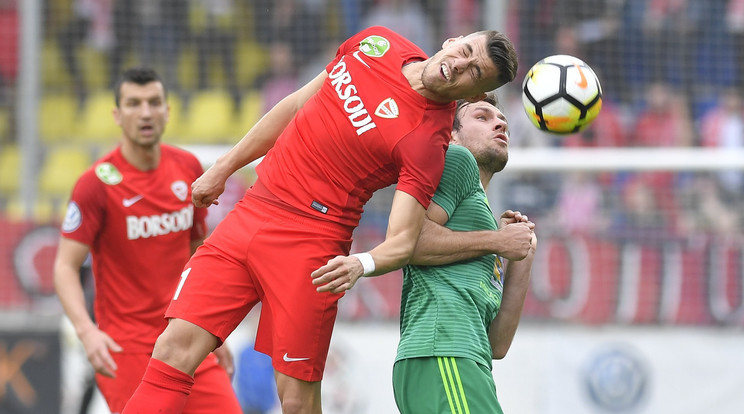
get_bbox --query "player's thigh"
[95,353,150,413]
[185,353,242,414]
[393,357,503,414]
[165,238,260,344]
[249,213,352,382]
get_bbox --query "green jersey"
[397,144,506,370]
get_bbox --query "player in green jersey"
[393,94,537,414]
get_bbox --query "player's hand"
[191,167,226,208]
[79,327,122,378]
[212,344,235,379]
[494,222,535,261]
[311,255,365,293]
[498,210,533,227]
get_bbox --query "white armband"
[351,252,376,276]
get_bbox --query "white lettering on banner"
[531,237,591,319]
[709,242,744,322]
[328,57,377,136]
[527,236,744,325]
[126,205,194,240]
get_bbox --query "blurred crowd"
[0,0,742,237]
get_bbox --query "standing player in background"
[393,95,536,413]
[123,26,522,414]
[54,68,241,413]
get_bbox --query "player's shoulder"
[76,149,121,188]
[446,144,477,164]
[350,26,425,57]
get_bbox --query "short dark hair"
[468,30,518,90]
[452,92,501,132]
[113,68,166,107]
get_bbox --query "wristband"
[351,252,376,276]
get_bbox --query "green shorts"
[392,356,503,414]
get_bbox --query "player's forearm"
[410,220,506,266]
[54,265,96,338]
[489,249,534,359]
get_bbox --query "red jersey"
[61,145,207,352]
[257,26,454,227]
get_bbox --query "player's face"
[423,34,502,101]
[452,101,509,173]
[113,81,169,147]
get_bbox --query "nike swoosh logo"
[353,51,370,68]
[122,195,144,207]
[574,63,588,88]
[283,353,310,362]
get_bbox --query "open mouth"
[441,64,451,81]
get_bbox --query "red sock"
[121,358,194,414]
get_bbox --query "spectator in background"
[56,0,112,111]
[632,81,694,147]
[728,0,744,96]
[139,0,189,101]
[0,0,18,142]
[552,172,606,235]
[362,0,435,55]
[699,89,744,200]
[675,173,740,235]
[253,40,299,115]
[254,0,328,69]
[191,0,242,112]
[109,0,138,87]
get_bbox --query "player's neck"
[121,141,161,171]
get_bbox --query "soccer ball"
[521,55,602,134]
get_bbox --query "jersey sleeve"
[431,145,481,219]
[391,128,449,209]
[61,170,107,246]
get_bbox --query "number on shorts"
[173,268,191,300]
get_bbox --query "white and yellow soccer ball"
[521,54,602,134]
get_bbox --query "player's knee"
[151,318,216,374]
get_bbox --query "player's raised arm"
[192,70,328,207]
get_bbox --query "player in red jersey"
[54,68,241,414]
[123,27,518,414]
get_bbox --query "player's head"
[423,31,517,102]
[451,92,509,174]
[112,67,169,147]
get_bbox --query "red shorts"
[97,352,240,413]
[166,188,353,382]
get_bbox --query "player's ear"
[442,36,463,49]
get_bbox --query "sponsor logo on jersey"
[171,180,188,201]
[374,98,399,119]
[359,35,390,58]
[95,162,122,185]
[126,205,194,240]
[62,201,82,233]
[328,57,377,136]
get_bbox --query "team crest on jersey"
[95,162,122,185]
[171,180,188,201]
[359,35,390,58]
[491,255,504,290]
[61,201,82,233]
[374,98,399,119]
